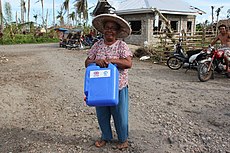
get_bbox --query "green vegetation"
[0,21,93,45]
[0,23,59,45]
[0,0,90,45]
[0,33,59,45]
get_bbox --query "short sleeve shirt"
[87,39,132,90]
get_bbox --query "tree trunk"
[28,0,30,23]
[21,0,24,23]
[153,8,175,43]
[0,0,3,33]
[53,0,55,26]
[41,0,44,28]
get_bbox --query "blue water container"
[84,63,119,106]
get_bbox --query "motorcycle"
[167,39,204,71]
[197,46,230,82]
[81,35,102,48]
[66,38,83,50]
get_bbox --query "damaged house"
[92,0,205,45]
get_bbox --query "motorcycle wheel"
[167,56,183,70]
[197,61,213,82]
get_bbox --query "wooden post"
[202,27,206,48]
[152,8,175,43]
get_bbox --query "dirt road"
[0,43,230,153]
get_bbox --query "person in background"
[85,14,132,149]
[211,24,230,47]
[210,24,230,73]
[89,29,95,37]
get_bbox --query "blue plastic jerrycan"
[84,63,119,106]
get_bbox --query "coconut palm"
[0,0,3,33]
[215,6,224,35]
[211,6,214,25]
[16,11,18,26]
[68,11,76,26]
[57,6,65,26]
[53,0,55,26]
[63,0,70,25]
[4,2,12,24]
[36,0,44,27]
[33,14,38,26]
[227,9,230,18]
[74,0,88,25]
[20,0,26,23]
[27,0,30,23]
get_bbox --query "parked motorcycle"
[197,46,230,82]
[66,33,84,50]
[66,38,83,50]
[167,39,203,70]
[81,35,102,48]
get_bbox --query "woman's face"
[103,21,119,42]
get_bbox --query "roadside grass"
[0,34,59,45]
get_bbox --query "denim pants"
[95,86,129,143]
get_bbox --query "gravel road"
[0,43,230,153]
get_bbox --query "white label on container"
[90,70,111,78]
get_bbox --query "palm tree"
[63,0,70,25]
[68,11,76,26]
[211,6,214,25]
[33,14,38,26]
[227,9,230,18]
[4,2,12,24]
[36,0,44,27]
[57,6,65,26]
[74,0,88,25]
[0,0,3,33]
[53,0,55,26]
[215,6,224,35]
[16,11,18,26]
[20,0,26,23]
[27,0,30,23]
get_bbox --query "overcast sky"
[2,0,230,26]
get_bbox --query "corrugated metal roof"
[115,0,200,14]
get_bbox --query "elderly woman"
[85,14,132,149]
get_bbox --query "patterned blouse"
[87,39,132,90]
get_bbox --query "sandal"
[95,140,107,148]
[117,140,128,150]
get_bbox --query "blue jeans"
[95,86,129,143]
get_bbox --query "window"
[187,21,192,32]
[170,21,178,32]
[129,21,141,35]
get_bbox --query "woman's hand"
[95,59,109,68]
[106,57,132,69]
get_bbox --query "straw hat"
[92,14,131,38]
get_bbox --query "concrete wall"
[121,13,196,46]
[121,14,151,46]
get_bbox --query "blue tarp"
[55,28,69,32]
[69,29,82,33]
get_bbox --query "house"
[218,19,230,29]
[92,0,205,45]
